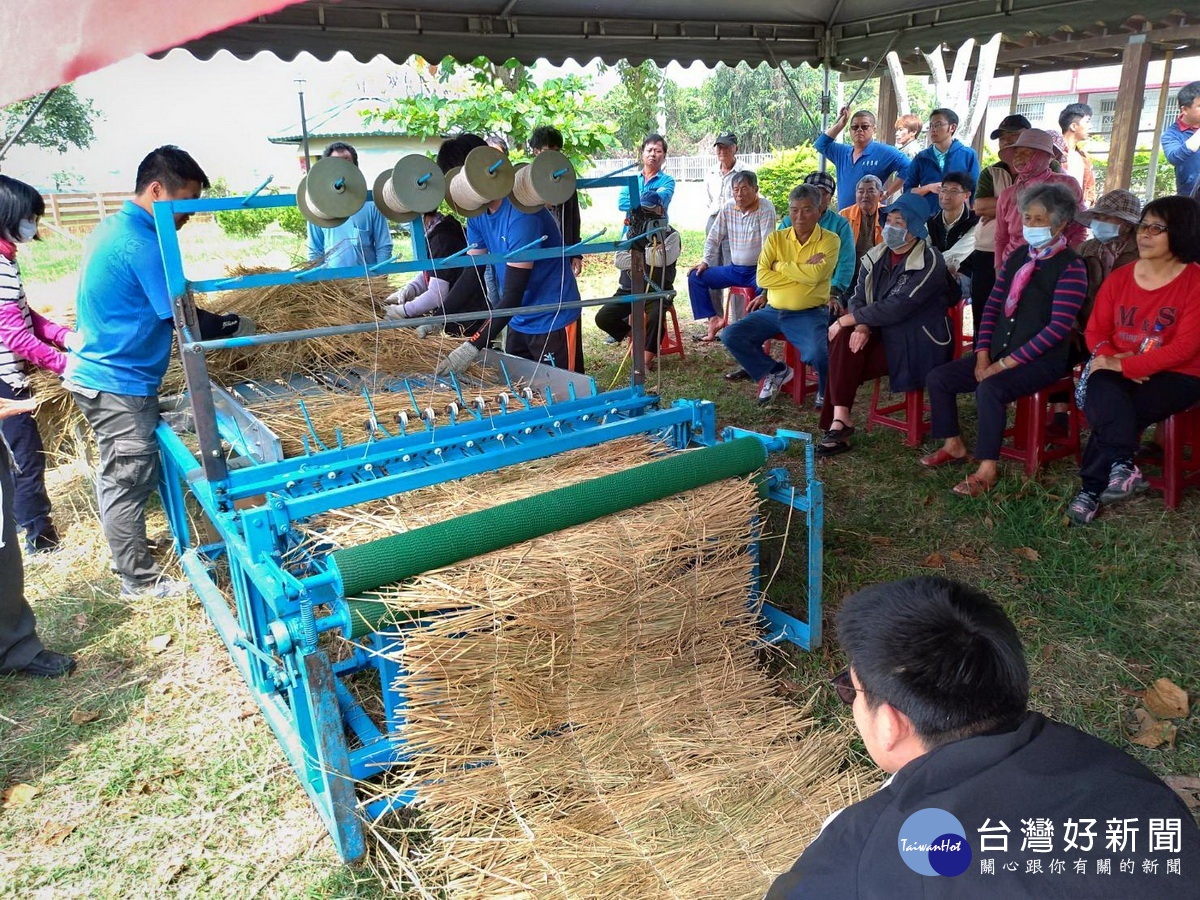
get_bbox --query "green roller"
[344,599,422,640]
[332,436,767,600]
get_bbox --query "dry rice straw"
[297,437,868,897]
[32,265,498,458]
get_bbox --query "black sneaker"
[724,367,750,382]
[603,335,620,345]
[1,649,76,678]
[25,528,60,554]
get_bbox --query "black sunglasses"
[831,668,866,705]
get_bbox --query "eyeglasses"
[830,668,866,705]
[938,188,964,196]
[849,123,873,131]
[1137,222,1169,236]
[928,121,951,130]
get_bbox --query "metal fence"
[582,151,783,182]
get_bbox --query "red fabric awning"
[1,0,302,107]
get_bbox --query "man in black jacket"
[925,169,979,301]
[767,576,1200,898]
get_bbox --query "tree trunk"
[923,46,950,107]
[885,51,910,115]
[961,34,1002,145]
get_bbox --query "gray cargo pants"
[68,386,163,591]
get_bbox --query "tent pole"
[0,86,57,165]
[820,51,832,174]
[1145,49,1175,202]
[1008,68,1021,114]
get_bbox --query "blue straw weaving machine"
[149,164,824,863]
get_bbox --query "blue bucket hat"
[883,192,930,240]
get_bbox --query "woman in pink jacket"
[994,129,1085,269]
[0,175,77,553]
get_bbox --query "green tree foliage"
[368,57,618,170]
[1093,150,1175,201]
[1,85,99,153]
[700,63,826,151]
[661,82,710,153]
[754,145,822,215]
[596,61,663,150]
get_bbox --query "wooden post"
[877,73,899,145]
[1008,68,1021,114]
[1145,50,1175,202]
[49,193,60,228]
[1106,35,1153,192]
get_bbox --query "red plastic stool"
[760,333,819,405]
[655,303,685,360]
[1144,404,1200,509]
[866,380,929,447]
[949,301,968,360]
[998,375,1082,476]
[725,285,757,327]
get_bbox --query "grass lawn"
[2,224,1197,895]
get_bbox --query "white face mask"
[1091,221,1122,243]
[882,224,910,250]
[16,218,37,242]
[1023,225,1054,248]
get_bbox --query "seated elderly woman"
[818,193,955,456]
[1076,189,1142,319]
[921,183,1088,495]
[1067,196,1200,525]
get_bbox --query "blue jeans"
[720,305,829,390]
[687,264,757,321]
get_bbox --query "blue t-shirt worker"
[65,146,250,599]
[816,107,911,210]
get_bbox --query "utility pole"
[296,78,311,172]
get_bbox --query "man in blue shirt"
[66,146,248,599]
[306,142,394,269]
[617,133,675,222]
[903,108,981,217]
[430,135,583,377]
[1161,81,1200,198]
[816,108,910,210]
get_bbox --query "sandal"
[691,333,719,343]
[920,448,968,468]
[951,474,995,497]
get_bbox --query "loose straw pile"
[32,265,490,458]
[299,438,866,897]
[176,266,483,390]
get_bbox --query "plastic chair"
[655,303,685,360]
[1143,404,1200,509]
[725,285,757,328]
[866,381,929,448]
[998,375,1082,476]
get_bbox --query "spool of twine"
[449,170,489,210]
[512,166,544,207]
[303,180,343,220]
[381,176,413,215]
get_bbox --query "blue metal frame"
[148,170,824,863]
